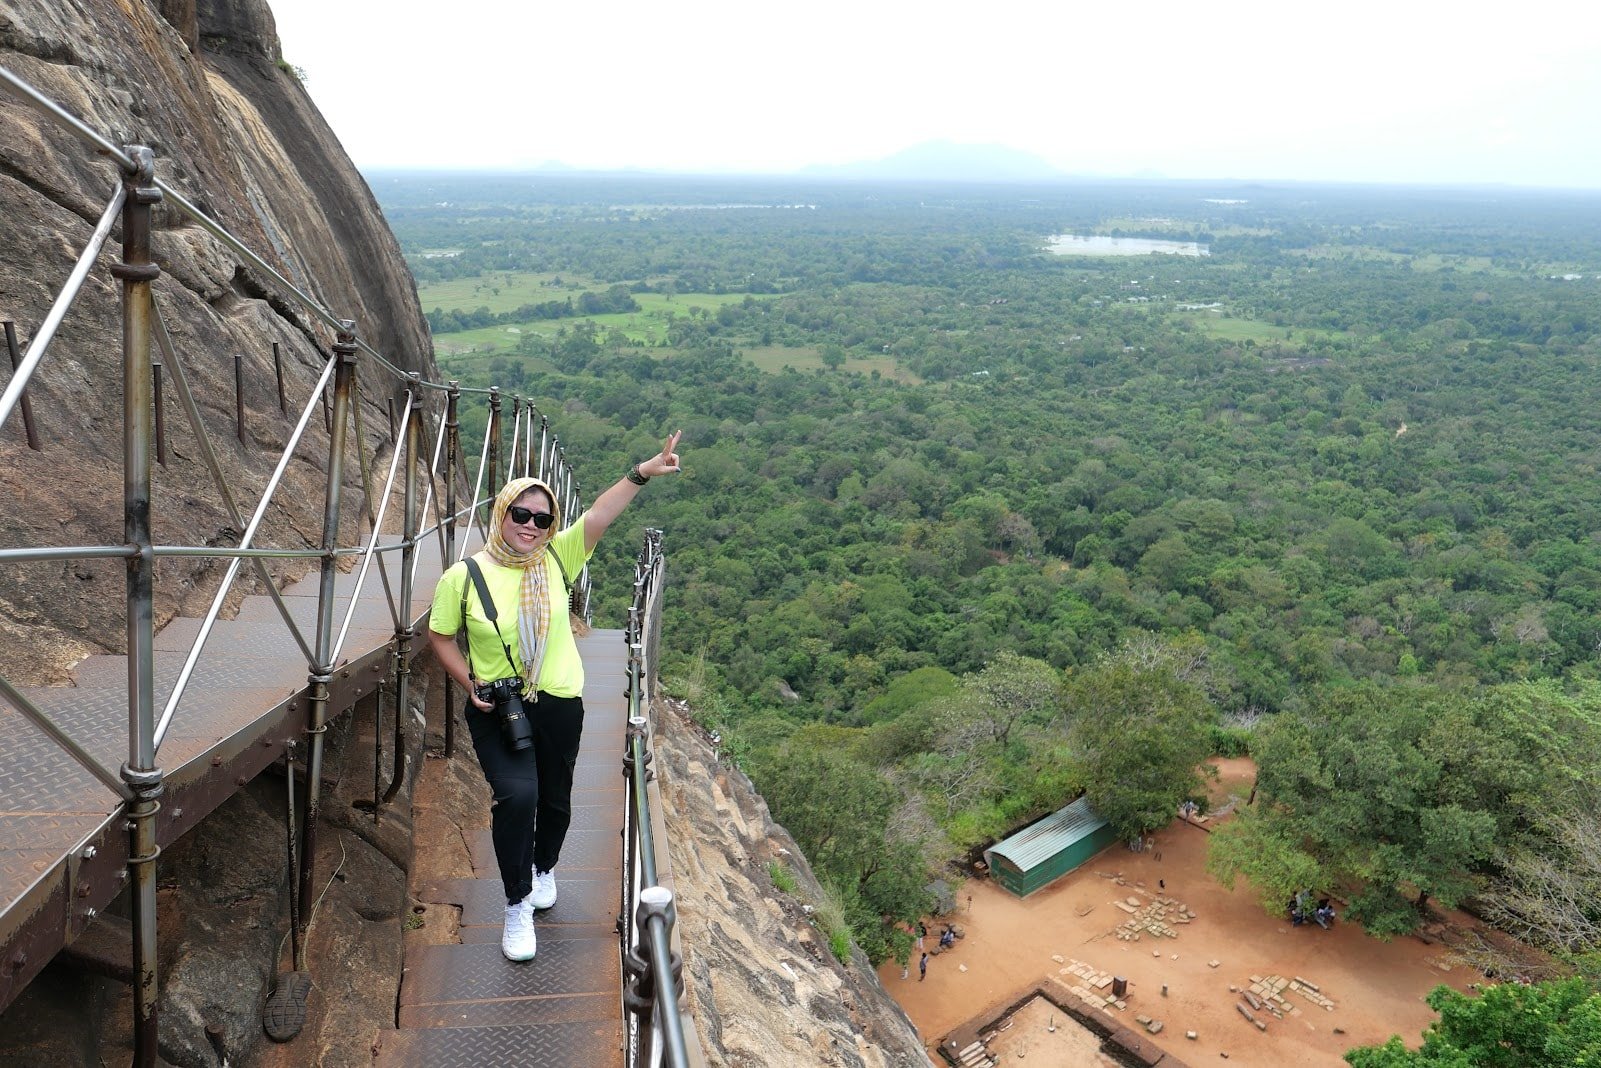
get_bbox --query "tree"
[1345,979,1601,1067]
[1208,685,1498,937]
[1065,654,1216,840]
[752,740,932,964]
[962,651,1062,748]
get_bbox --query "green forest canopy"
[378,173,1601,966]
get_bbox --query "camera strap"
[461,556,522,682]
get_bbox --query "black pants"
[467,691,585,904]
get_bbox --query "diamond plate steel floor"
[0,543,455,1012]
[377,629,629,1068]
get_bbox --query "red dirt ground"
[879,759,1484,1066]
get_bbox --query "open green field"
[1183,312,1348,346]
[430,291,773,355]
[1289,246,1499,273]
[417,272,594,316]
[742,345,923,384]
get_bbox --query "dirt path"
[880,764,1482,1066]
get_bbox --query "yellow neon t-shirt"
[428,519,591,698]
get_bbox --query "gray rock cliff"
[656,697,931,1067]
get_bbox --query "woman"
[428,431,681,961]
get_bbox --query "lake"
[1046,234,1209,257]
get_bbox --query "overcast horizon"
[268,0,1601,191]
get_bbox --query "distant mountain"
[801,140,1065,182]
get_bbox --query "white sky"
[266,0,1601,188]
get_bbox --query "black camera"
[476,676,533,751]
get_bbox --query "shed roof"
[986,797,1109,872]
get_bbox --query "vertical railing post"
[442,381,460,757]
[507,395,522,480]
[111,143,164,1068]
[233,351,245,444]
[297,319,357,966]
[538,415,550,483]
[2,321,42,451]
[486,387,502,511]
[151,358,166,466]
[273,340,287,415]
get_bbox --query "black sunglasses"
[506,505,555,529]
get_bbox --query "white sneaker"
[527,868,557,910]
[501,901,537,961]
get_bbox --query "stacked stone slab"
[1288,976,1337,1011]
[1058,957,1128,1014]
[1112,893,1195,941]
[1245,973,1337,1020]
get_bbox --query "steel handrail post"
[522,406,534,480]
[297,321,358,967]
[442,382,460,756]
[380,376,421,809]
[3,321,42,451]
[506,396,523,481]
[112,144,164,1068]
[486,388,502,514]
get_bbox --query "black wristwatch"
[626,465,650,486]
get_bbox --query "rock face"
[655,698,932,1067]
[0,0,433,684]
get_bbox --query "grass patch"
[743,345,922,384]
[1186,313,1347,346]
[1288,246,1499,273]
[430,290,774,354]
[812,881,854,964]
[768,861,798,894]
[418,272,595,316]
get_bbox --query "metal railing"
[620,529,702,1068]
[0,65,632,1064]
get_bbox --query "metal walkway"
[0,552,444,1013]
[376,631,628,1068]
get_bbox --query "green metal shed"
[983,797,1120,897]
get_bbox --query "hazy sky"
[267,0,1601,188]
